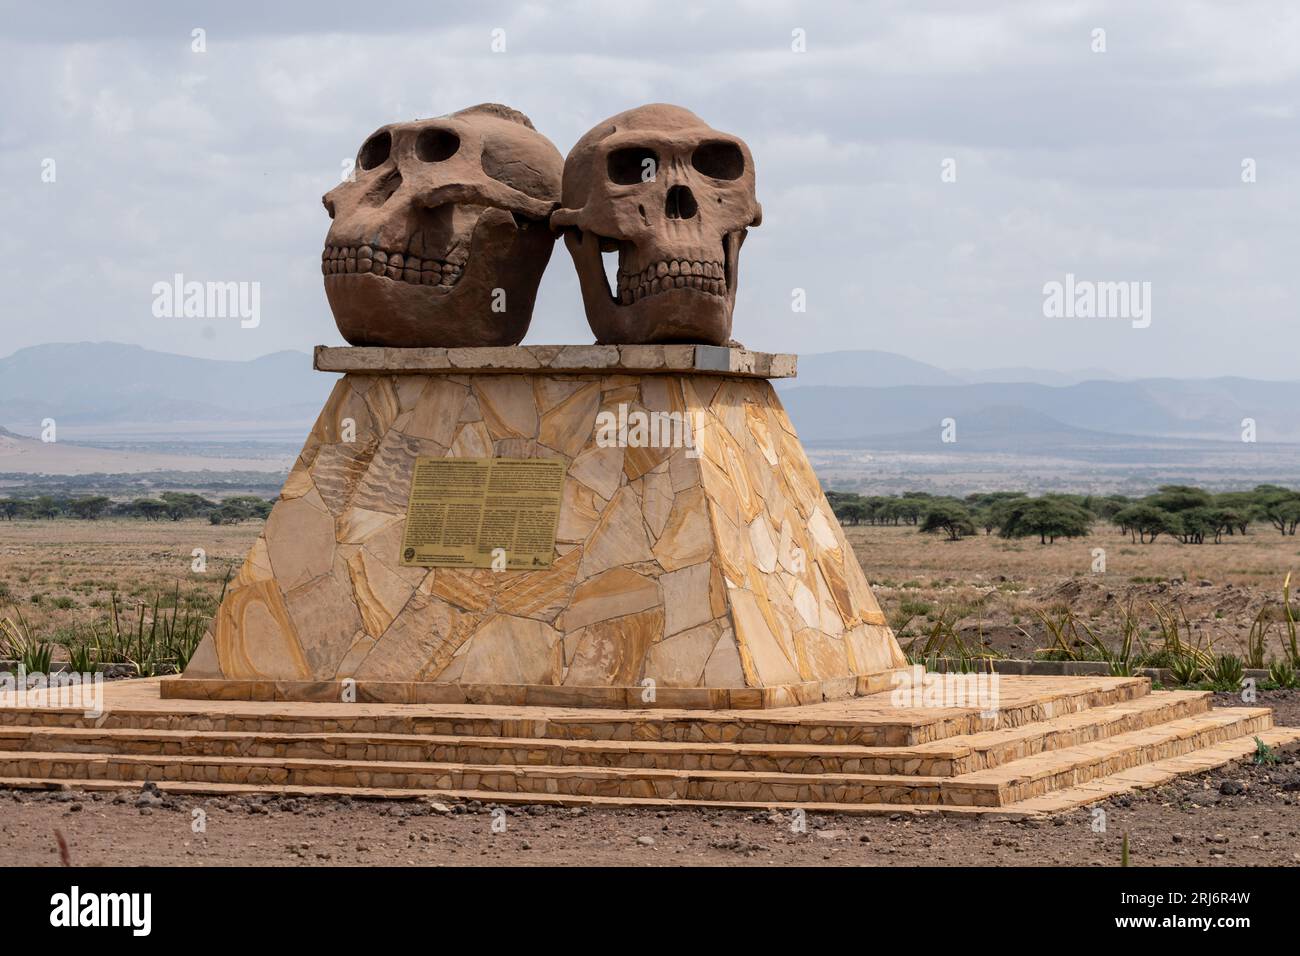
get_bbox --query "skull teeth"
[321,244,464,288]
[615,259,727,303]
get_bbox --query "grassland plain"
[1,518,1297,664]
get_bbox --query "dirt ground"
[0,719,1296,868]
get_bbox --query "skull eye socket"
[416,128,460,163]
[357,131,391,170]
[607,147,659,185]
[691,141,744,180]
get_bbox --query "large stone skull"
[552,104,761,346]
[322,104,562,347]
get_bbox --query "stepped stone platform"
[1,676,1293,817]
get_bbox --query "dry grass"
[848,524,1299,661]
[1,518,1297,665]
[0,519,256,655]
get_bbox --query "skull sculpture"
[551,104,761,346]
[322,104,562,347]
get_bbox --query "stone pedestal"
[162,344,906,709]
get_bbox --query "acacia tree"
[920,502,976,541]
[68,496,110,520]
[1114,504,1178,544]
[1255,486,1300,535]
[999,497,1091,545]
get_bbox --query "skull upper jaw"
[326,208,554,348]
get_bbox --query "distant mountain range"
[0,342,331,430]
[1,343,1297,479]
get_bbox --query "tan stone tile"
[667,446,701,492]
[559,566,660,632]
[580,485,652,579]
[449,420,494,457]
[703,626,745,687]
[459,615,564,685]
[213,580,311,681]
[660,562,713,636]
[644,621,719,687]
[334,507,401,545]
[280,461,315,500]
[568,444,624,500]
[651,486,713,572]
[495,548,581,622]
[730,587,800,686]
[538,381,601,458]
[557,478,604,544]
[355,593,475,681]
[345,548,416,638]
[233,535,274,588]
[641,469,674,539]
[473,376,539,440]
[423,568,494,612]
[564,608,663,686]
[361,376,402,434]
[264,492,336,591]
[748,513,778,573]
[402,377,470,446]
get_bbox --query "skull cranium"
[322,103,562,347]
[551,104,762,346]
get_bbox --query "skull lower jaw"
[567,229,742,346]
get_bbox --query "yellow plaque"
[399,457,566,569]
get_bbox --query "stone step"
[0,675,1150,747]
[7,724,1296,819]
[941,709,1276,807]
[0,708,1268,807]
[1004,726,1300,815]
[0,689,1208,778]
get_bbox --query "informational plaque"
[399,457,566,569]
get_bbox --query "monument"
[4,103,1293,817]
[164,102,909,708]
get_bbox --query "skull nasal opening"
[665,185,698,220]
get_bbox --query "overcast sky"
[3,0,1298,379]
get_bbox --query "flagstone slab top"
[313,344,797,378]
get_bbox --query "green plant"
[903,604,997,668]
[66,641,95,673]
[1168,654,1202,686]
[1246,605,1271,670]
[1120,832,1129,867]
[1,604,54,673]
[1253,736,1279,766]
[1267,659,1298,689]
[1282,572,1298,667]
[1206,654,1245,692]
